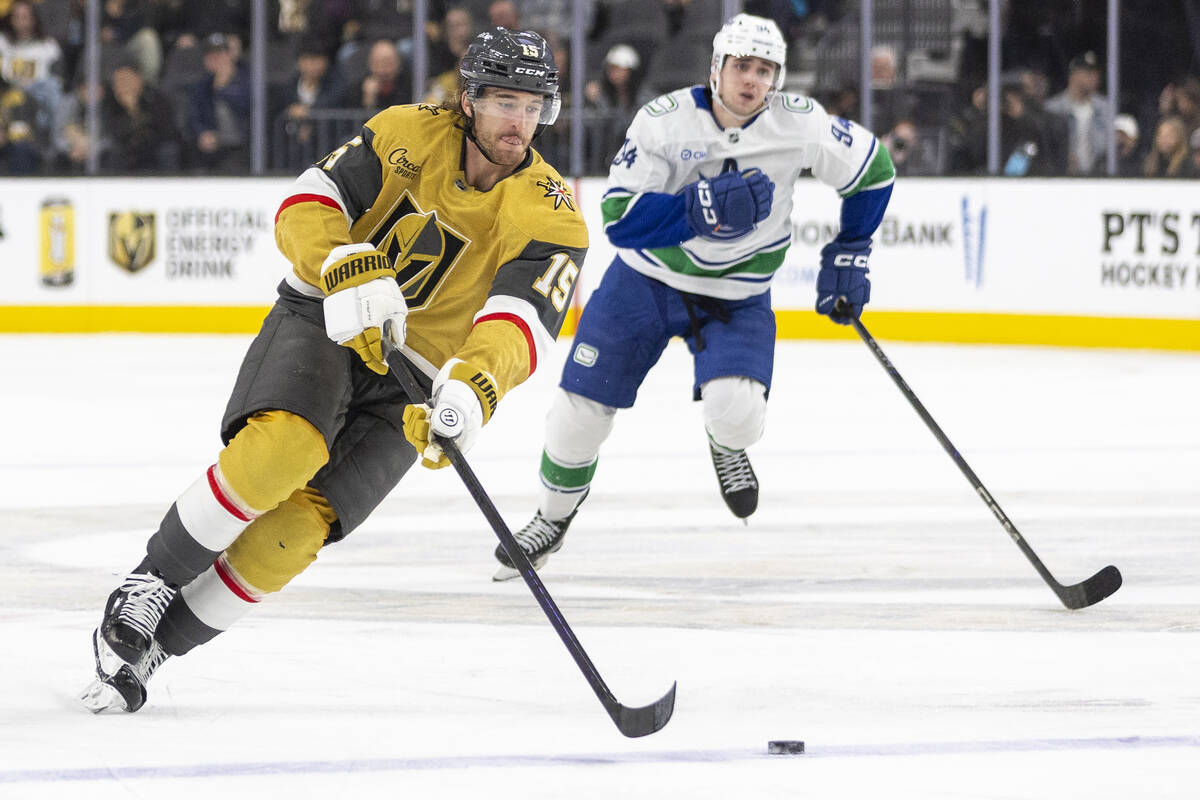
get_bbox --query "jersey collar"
[694,86,767,131]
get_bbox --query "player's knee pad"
[224,487,337,594]
[218,410,329,513]
[701,376,767,451]
[544,389,616,464]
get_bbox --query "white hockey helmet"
[709,13,787,97]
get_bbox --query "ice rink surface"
[1,332,1197,799]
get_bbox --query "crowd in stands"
[0,0,1197,177]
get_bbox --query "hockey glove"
[403,358,498,469]
[683,168,774,241]
[816,238,872,324]
[320,243,407,374]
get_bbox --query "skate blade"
[79,678,127,714]
[491,553,549,582]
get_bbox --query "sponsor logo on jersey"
[387,147,423,179]
[680,148,707,161]
[537,177,576,211]
[108,211,156,274]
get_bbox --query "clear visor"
[471,91,561,126]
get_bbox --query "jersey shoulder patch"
[503,157,589,249]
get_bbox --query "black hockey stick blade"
[837,302,1123,610]
[1057,564,1123,610]
[611,682,677,738]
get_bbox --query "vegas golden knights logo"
[370,192,468,309]
[108,211,157,273]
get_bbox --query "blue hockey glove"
[683,168,774,240]
[816,238,872,324]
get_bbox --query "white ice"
[1,333,1197,800]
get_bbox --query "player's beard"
[473,124,532,167]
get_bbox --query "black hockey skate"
[99,562,178,665]
[709,441,759,519]
[80,629,170,713]
[493,498,585,582]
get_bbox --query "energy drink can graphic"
[40,197,75,287]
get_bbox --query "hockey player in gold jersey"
[81,27,587,713]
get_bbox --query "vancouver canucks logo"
[537,177,575,211]
[369,192,469,310]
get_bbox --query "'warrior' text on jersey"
[274,103,589,401]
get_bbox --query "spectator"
[946,84,987,174]
[1186,127,1200,177]
[487,0,519,30]
[52,78,106,173]
[1142,115,1189,178]
[822,83,860,119]
[270,36,347,168]
[1044,51,1112,175]
[0,74,40,173]
[271,37,346,123]
[584,43,650,164]
[349,38,410,110]
[103,60,181,172]
[1158,76,1200,138]
[424,4,474,98]
[100,0,163,83]
[1114,113,1141,177]
[869,44,918,134]
[0,0,64,138]
[153,0,249,53]
[999,81,1059,176]
[882,118,936,176]
[186,32,251,172]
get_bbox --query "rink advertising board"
[1,177,1198,349]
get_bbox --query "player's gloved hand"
[320,243,407,374]
[403,358,498,469]
[816,238,872,324]
[682,168,774,240]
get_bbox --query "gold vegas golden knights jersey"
[274,103,588,406]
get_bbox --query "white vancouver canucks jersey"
[601,86,894,300]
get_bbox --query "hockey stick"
[381,325,676,737]
[836,301,1122,609]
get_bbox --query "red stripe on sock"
[475,312,537,375]
[206,465,254,522]
[213,556,260,604]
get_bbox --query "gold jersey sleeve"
[274,104,589,406]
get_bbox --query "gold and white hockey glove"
[403,359,498,469]
[320,243,407,374]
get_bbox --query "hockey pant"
[537,377,766,521]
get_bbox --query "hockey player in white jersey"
[494,13,895,579]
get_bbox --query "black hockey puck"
[767,740,805,755]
